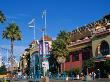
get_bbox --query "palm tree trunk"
[11,39,14,56]
[10,39,14,67]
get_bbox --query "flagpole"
[44,10,46,55]
[42,10,47,76]
[44,10,46,35]
[34,20,36,40]
[42,28,45,76]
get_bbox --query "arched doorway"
[100,40,109,56]
[96,40,109,56]
[95,40,109,78]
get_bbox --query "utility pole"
[42,10,47,76]
[28,18,36,80]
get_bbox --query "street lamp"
[42,10,48,77]
[28,19,36,81]
[28,10,47,78]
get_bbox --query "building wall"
[92,34,110,57]
[62,61,81,71]
[62,51,83,71]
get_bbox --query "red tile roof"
[40,35,52,41]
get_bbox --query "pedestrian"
[77,74,80,80]
[66,75,69,82]
[92,72,96,80]
[18,70,22,79]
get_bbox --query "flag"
[42,10,46,19]
[28,18,35,28]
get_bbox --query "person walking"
[92,72,96,80]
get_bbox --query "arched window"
[100,40,109,56]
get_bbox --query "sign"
[42,61,49,69]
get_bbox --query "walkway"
[13,78,110,82]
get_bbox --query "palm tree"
[0,10,6,23]
[2,23,22,66]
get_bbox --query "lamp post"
[42,10,47,77]
[28,19,36,81]
[28,10,47,78]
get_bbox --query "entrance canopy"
[95,56,106,62]
[95,55,110,62]
[106,55,110,60]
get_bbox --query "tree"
[51,30,71,72]
[2,23,22,66]
[83,58,95,75]
[48,54,59,75]
[0,10,6,23]
[103,60,110,75]
[84,58,95,68]
[52,39,67,58]
[57,31,71,45]
[0,65,7,74]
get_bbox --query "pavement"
[50,78,110,82]
[12,78,110,82]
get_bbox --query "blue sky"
[0,0,110,61]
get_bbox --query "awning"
[106,55,110,60]
[95,56,106,62]
[95,59,106,62]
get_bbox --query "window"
[66,55,70,62]
[73,51,79,61]
[82,47,91,60]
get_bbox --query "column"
[70,52,74,70]
[70,52,73,62]
[79,50,83,70]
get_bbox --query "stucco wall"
[92,34,110,57]
[62,61,81,71]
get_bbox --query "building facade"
[19,35,52,77]
[62,14,110,75]
[39,35,52,76]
